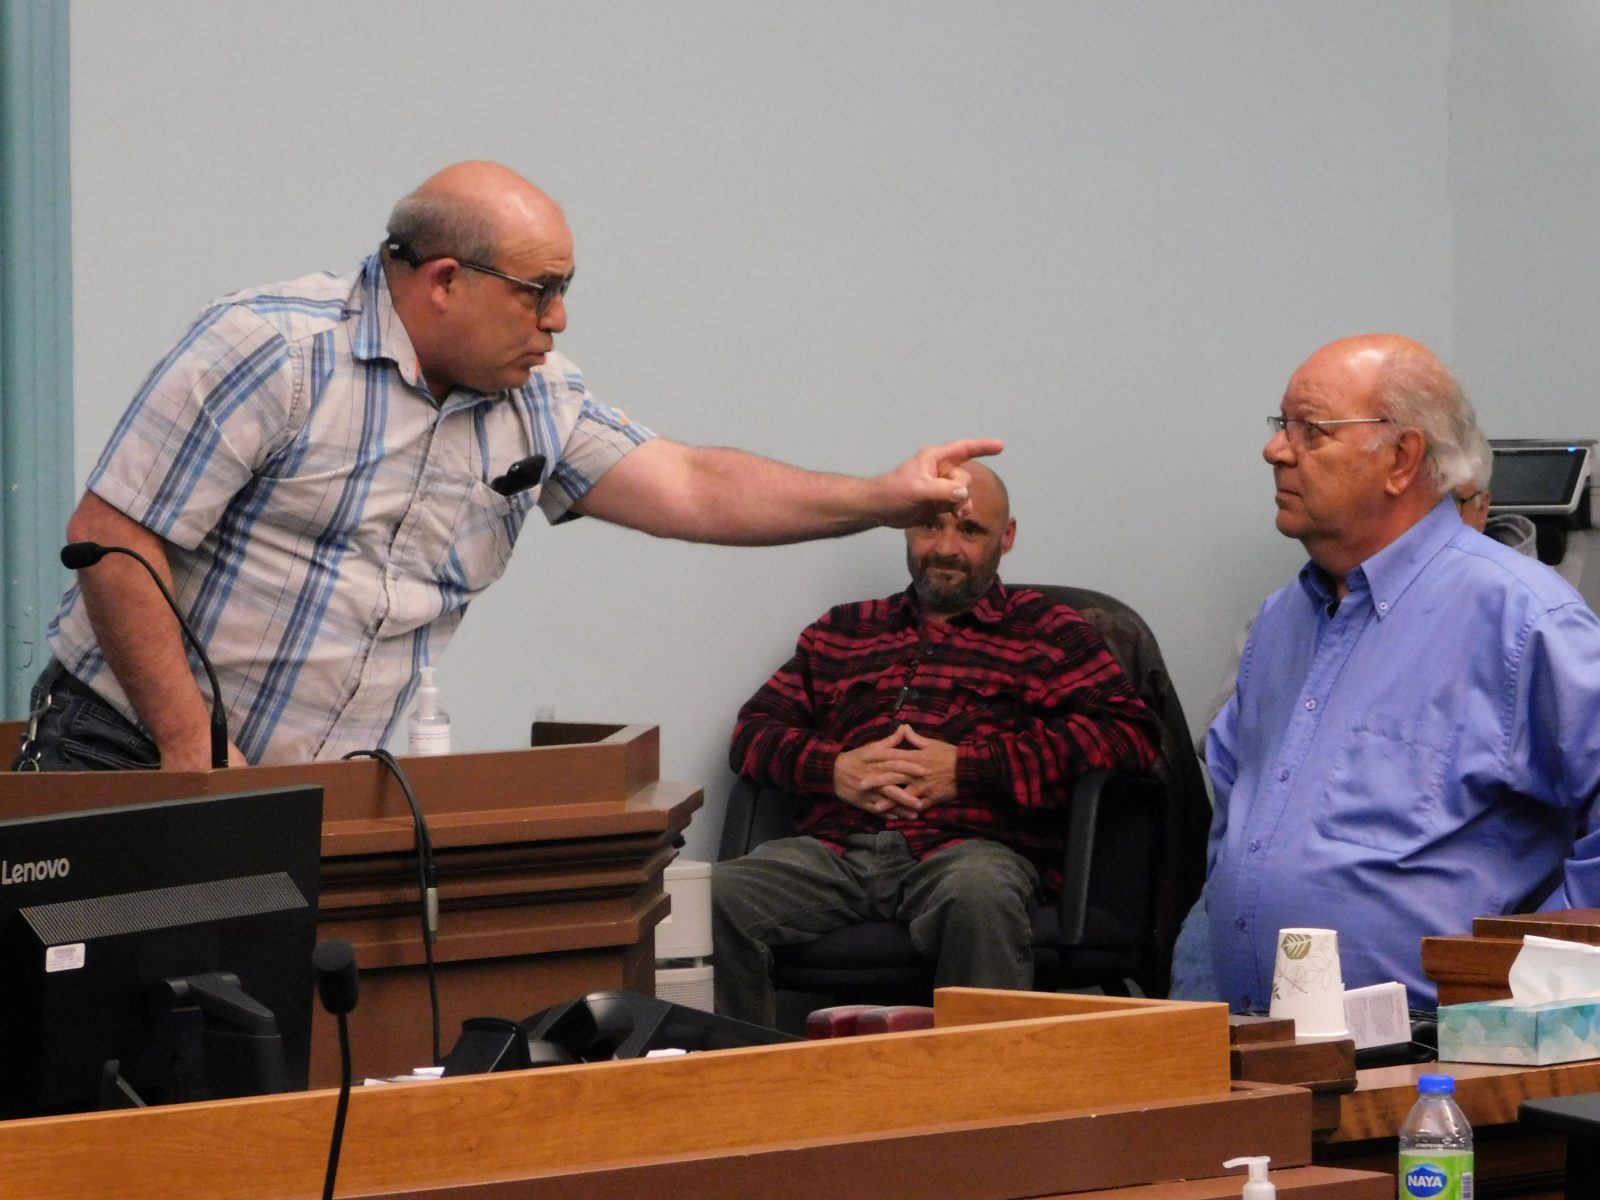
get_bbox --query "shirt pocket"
[942,677,1026,735]
[817,665,906,731]
[428,478,537,600]
[1314,711,1456,853]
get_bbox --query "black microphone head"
[313,939,360,1016]
[60,542,107,570]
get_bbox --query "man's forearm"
[730,711,842,797]
[959,706,1160,810]
[582,442,886,545]
[66,495,217,769]
[681,446,889,543]
[575,437,1002,545]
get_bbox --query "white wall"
[1450,1,1600,439]
[70,2,1454,859]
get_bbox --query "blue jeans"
[1167,886,1222,1002]
[10,660,160,772]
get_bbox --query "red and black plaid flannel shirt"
[730,581,1161,893]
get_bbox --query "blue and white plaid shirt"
[49,254,652,764]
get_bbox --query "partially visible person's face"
[1456,487,1490,532]
[1264,345,1396,554]
[904,474,1016,614]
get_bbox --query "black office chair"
[715,583,1210,1004]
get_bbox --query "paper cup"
[1268,927,1350,1040]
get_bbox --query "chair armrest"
[717,776,805,860]
[1055,770,1163,948]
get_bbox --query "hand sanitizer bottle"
[408,666,451,756]
[1223,1157,1275,1200]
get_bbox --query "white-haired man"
[1178,334,1600,1012]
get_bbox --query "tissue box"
[1438,997,1600,1065]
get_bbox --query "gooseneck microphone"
[313,938,360,1200]
[59,541,230,770]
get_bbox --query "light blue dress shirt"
[1205,499,1600,1010]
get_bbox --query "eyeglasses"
[1266,415,1392,450]
[385,240,573,316]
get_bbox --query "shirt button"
[1278,769,1290,782]
[1249,840,1261,853]
[1235,918,1247,931]
[1378,601,1389,612]
[1304,699,1317,710]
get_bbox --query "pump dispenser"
[1222,1157,1275,1200]
[408,666,451,756]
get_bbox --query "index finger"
[929,438,1004,470]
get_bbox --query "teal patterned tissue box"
[1438,998,1600,1065]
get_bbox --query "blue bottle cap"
[1417,1074,1456,1095]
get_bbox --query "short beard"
[910,557,990,614]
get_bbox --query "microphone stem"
[324,1011,351,1200]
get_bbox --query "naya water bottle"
[1397,1074,1472,1200]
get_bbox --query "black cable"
[323,1011,351,1200]
[342,748,442,1065]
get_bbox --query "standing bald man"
[1184,335,1600,1011]
[21,162,1000,771]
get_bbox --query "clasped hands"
[833,724,959,819]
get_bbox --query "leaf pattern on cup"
[1281,932,1314,961]
[1275,932,1338,996]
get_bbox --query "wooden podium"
[0,721,700,1085]
[0,990,1395,1200]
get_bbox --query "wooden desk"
[0,722,701,1085]
[0,991,1400,1200]
[1316,1058,1600,1199]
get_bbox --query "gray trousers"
[712,832,1039,1028]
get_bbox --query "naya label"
[1398,1152,1473,1200]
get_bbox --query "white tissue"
[1506,934,1600,1005]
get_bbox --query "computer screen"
[0,785,322,1118]
[1489,444,1592,514]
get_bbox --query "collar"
[894,578,1011,627]
[352,252,535,413]
[351,253,424,383]
[1295,496,1463,619]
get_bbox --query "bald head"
[1292,334,1477,495]
[962,461,1010,525]
[1269,333,1483,588]
[383,162,575,400]
[904,462,1016,618]
[387,161,570,267]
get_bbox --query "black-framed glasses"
[1266,415,1392,450]
[385,240,573,316]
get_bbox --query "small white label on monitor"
[45,943,86,973]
